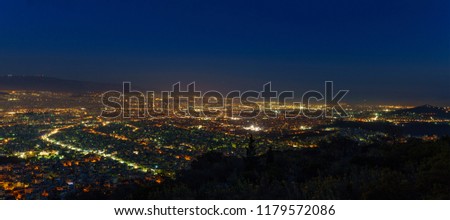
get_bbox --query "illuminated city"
[0,87,449,199]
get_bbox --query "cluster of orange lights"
[65,161,81,166]
[41,191,49,197]
[174,155,192,161]
[84,128,130,141]
[155,177,164,184]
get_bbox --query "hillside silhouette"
[69,136,450,200]
[0,75,120,93]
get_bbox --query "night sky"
[0,0,449,105]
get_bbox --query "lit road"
[41,125,155,174]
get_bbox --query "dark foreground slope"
[71,137,450,200]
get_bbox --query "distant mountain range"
[0,75,122,93]
[390,104,450,119]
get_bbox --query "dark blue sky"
[0,0,449,104]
